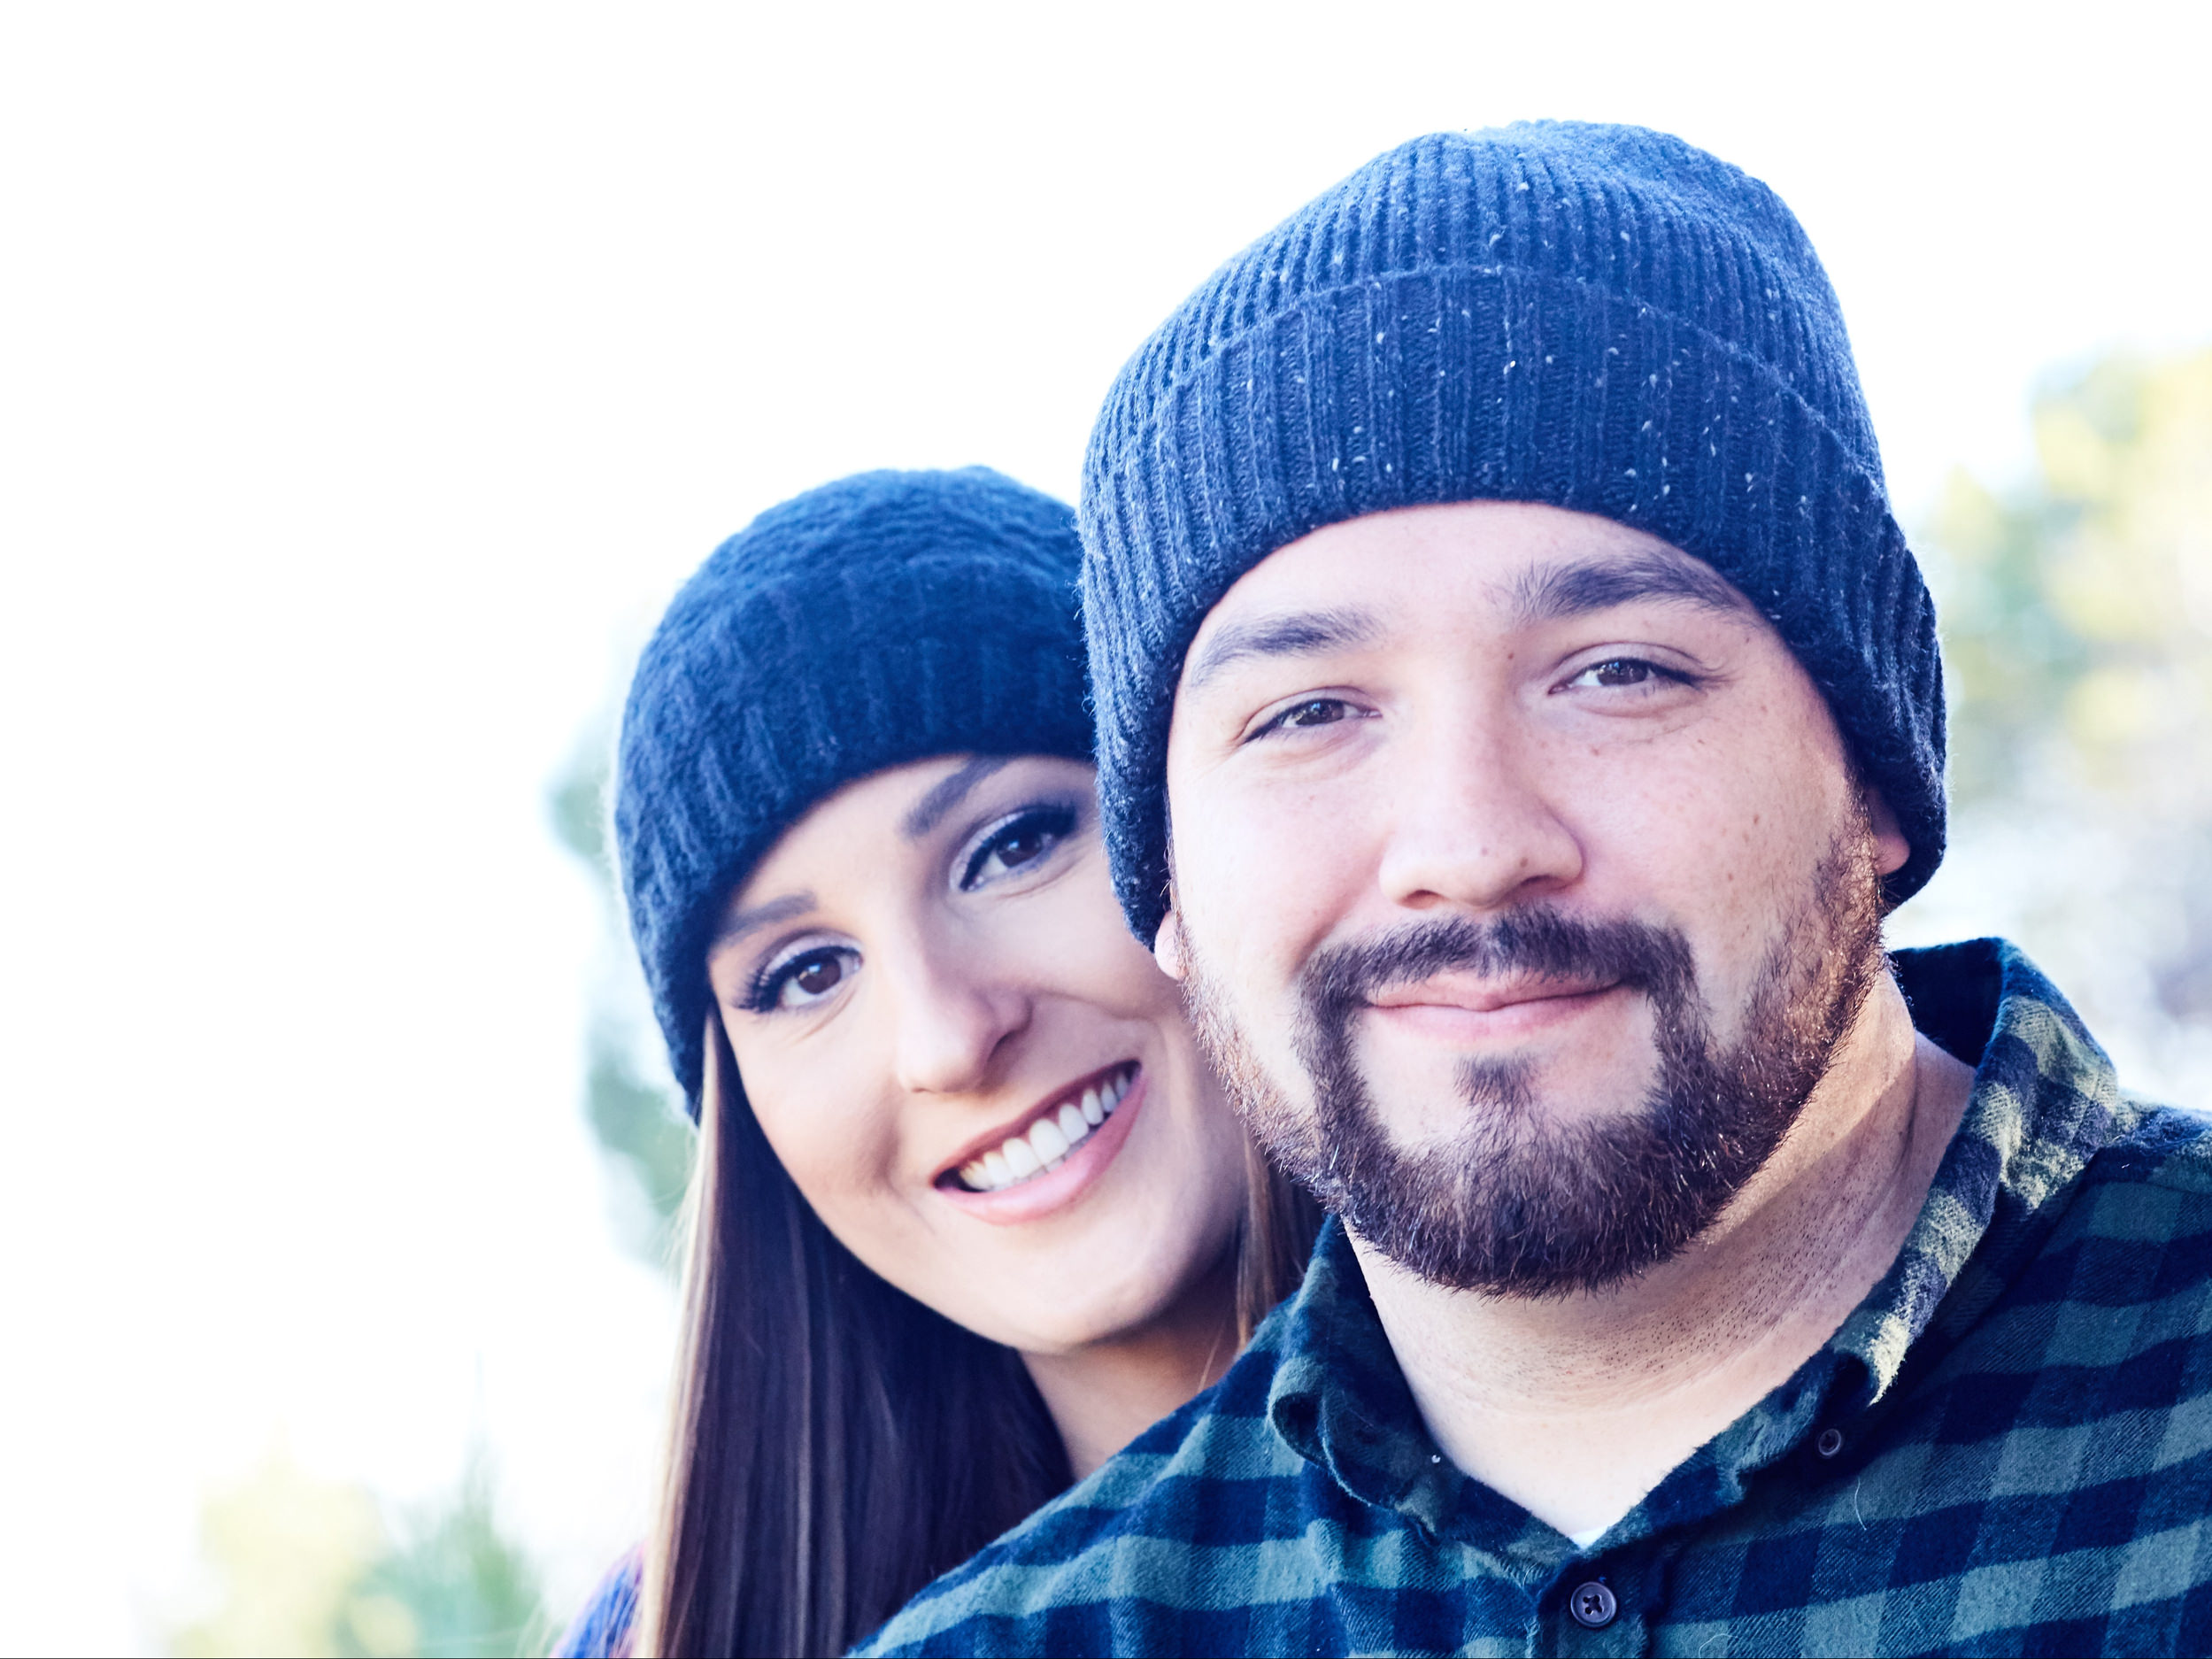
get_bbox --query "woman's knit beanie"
[1081,122,1946,943]
[615,467,1091,1113]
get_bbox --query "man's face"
[1160,502,1904,1295]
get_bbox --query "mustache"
[1299,907,1701,1026]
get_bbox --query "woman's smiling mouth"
[947,1064,1138,1192]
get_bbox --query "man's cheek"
[1218,799,1358,952]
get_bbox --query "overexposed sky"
[3,4,2208,1650]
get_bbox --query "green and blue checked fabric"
[859,940,2212,1656]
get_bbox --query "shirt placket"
[1535,1549,1654,1656]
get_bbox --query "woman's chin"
[948,1247,1198,1358]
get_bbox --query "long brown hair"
[638,1015,1319,1657]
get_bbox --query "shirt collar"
[1831,939,2126,1408]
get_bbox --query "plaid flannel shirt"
[859,940,2212,1655]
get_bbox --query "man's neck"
[1354,976,1977,1540]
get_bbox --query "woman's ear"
[1865,784,1910,877]
[1154,906,1188,981]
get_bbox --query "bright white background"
[3,4,2208,1650]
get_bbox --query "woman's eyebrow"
[710,891,816,952]
[901,755,1012,840]
[1507,550,1750,626]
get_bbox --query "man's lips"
[1366,973,1622,1014]
[1363,975,1628,1043]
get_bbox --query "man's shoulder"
[1991,1098,2212,1343]
[2092,1096,2212,1191]
[856,1343,1307,1655]
[2046,1096,2212,1273]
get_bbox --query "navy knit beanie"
[1082,123,1946,943]
[615,467,1091,1113]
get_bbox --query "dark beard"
[1181,830,1886,1297]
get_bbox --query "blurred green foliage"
[353,1447,551,1657]
[1925,347,2212,1024]
[1933,349,2212,806]
[550,724,698,1257]
[173,1443,545,1658]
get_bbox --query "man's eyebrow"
[1508,552,1751,627]
[1183,608,1381,690]
[709,891,816,953]
[900,755,1012,840]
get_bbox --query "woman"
[560,467,1319,1657]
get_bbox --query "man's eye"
[1568,658,1671,690]
[754,947,858,1012]
[1276,698,1353,729]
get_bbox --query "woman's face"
[705,754,1251,1356]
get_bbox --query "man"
[863,124,2212,1655]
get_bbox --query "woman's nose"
[885,932,1035,1098]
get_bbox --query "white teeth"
[952,1068,1138,1192]
[1030,1115,1071,1163]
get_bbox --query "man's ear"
[1154,905,1188,981]
[1865,784,1910,878]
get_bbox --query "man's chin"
[1350,1061,1658,1152]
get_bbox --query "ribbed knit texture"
[616,468,1092,1112]
[1081,123,1946,941]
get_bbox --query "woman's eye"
[961,806,1078,890]
[755,946,858,1012]
[993,823,1051,869]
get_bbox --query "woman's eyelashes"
[746,942,860,1014]
[957,802,1081,891]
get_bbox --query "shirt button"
[1815,1427,1845,1458]
[1569,1580,1618,1629]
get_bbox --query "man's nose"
[885,924,1035,1098]
[1373,707,1584,914]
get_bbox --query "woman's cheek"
[740,1040,903,1210]
[1043,873,1184,1011]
